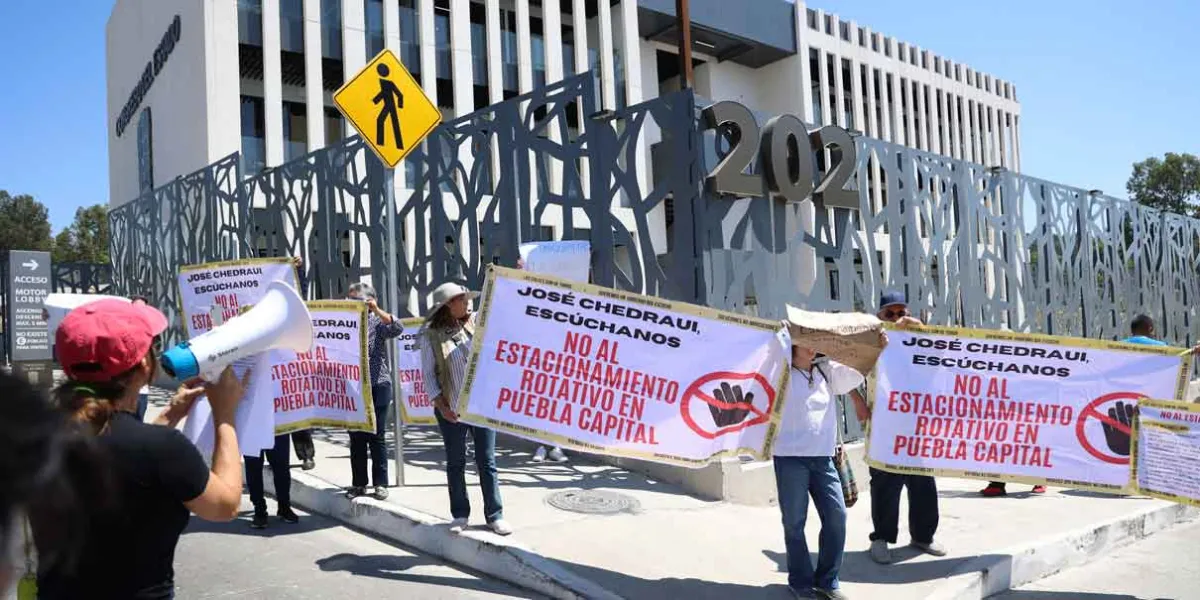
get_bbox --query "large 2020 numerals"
[700,100,858,209]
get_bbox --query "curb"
[926,502,1199,599]
[265,470,623,600]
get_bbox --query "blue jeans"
[350,382,393,487]
[436,411,503,522]
[774,456,847,591]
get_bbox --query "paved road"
[175,502,536,599]
[995,519,1200,600]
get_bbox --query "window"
[137,108,154,194]
[500,9,518,92]
[364,0,384,57]
[898,42,906,58]
[954,64,961,81]
[857,27,866,47]
[324,107,343,145]
[280,0,304,53]
[824,14,834,35]
[282,101,308,162]
[238,0,263,46]
[532,16,546,89]
[399,0,420,79]
[240,96,266,176]
[562,24,576,75]
[871,33,879,52]
[910,47,917,65]
[934,56,941,74]
[841,58,854,130]
[826,53,838,126]
[434,0,451,80]
[839,22,850,42]
[809,48,822,125]
[470,2,487,86]
[884,39,891,57]
[921,52,928,69]
[320,0,342,60]
[807,8,818,30]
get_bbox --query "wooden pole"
[676,0,693,89]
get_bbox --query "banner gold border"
[175,257,300,338]
[395,316,436,426]
[454,265,791,468]
[1129,398,1200,508]
[274,300,374,434]
[863,326,1192,494]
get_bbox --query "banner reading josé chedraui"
[867,327,1191,492]
[267,301,373,433]
[176,257,299,456]
[456,266,791,467]
[1132,399,1200,507]
[395,317,435,425]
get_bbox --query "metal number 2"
[701,101,762,198]
[811,125,858,209]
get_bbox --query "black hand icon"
[1102,401,1136,456]
[710,382,754,428]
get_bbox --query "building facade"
[106,0,1020,207]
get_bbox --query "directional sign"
[7,250,53,362]
[333,49,441,168]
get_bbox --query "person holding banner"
[344,282,405,501]
[850,291,947,565]
[422,282,512,536]
[35,299,249,599]
[774,343,868,600]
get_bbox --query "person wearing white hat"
[420,282,512,536]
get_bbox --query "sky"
[0,0,1197,232]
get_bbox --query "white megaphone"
[160,280,314,382]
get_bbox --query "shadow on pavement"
[315,553,541,598]
[183,509,337,539]
[995,592,1142,599]
[550,557,792,600]
[763,548,1003,586]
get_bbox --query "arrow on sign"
[22,259,38,270]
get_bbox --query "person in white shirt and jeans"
[773,342,874,600]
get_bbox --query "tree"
[0,190,53,253]
[52,204,110,264]
[1126,153,1200,218]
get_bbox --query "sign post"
[334,48,442,488]
[7,250,53,391]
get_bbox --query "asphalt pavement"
[174,501,538,599]
[994,519,1200,600]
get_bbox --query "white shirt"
[773,360,864,457]
[420,322,473,403]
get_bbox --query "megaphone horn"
[161,281,314,381]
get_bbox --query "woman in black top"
[33,298,248,599]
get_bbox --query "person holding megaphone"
[33,299,249,599]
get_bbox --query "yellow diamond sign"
[333,49,441,168]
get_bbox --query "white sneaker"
[547,447,568,462]
[869,539,893,564]
[488,519,514,536]
[532,447,547,462]
[449,517,468,533]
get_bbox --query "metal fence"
[108,74,1200,437]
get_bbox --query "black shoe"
[346,486,366,498]
[250,511,268,529]
[302,458,315,471]
[278,507,300,524]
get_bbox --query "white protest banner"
[176,257,299,456]
[1132,399,1200,507]
[519,240,590,283]
[395,317,436,425]
[457,266,791,467]
[267,301,374,433]
[867,326,1192,492]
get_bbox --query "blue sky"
[0,1,1196,231]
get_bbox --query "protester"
[245,256,310,528]
[345,282,405,500]
[774,342,872,600]
[422,282,512,536]
[848,291,946,564]
[34,299,247,599]
[515,258,568,464]
[1123,314,1167,346]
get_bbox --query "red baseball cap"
[56,299,169,382]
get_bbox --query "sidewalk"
[262,424,1196,599]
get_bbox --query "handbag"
[833,399,859,508]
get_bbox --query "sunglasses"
[882,308,909,321]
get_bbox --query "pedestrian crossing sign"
[333,49,441,168]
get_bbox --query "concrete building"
[106,0,1020,206]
